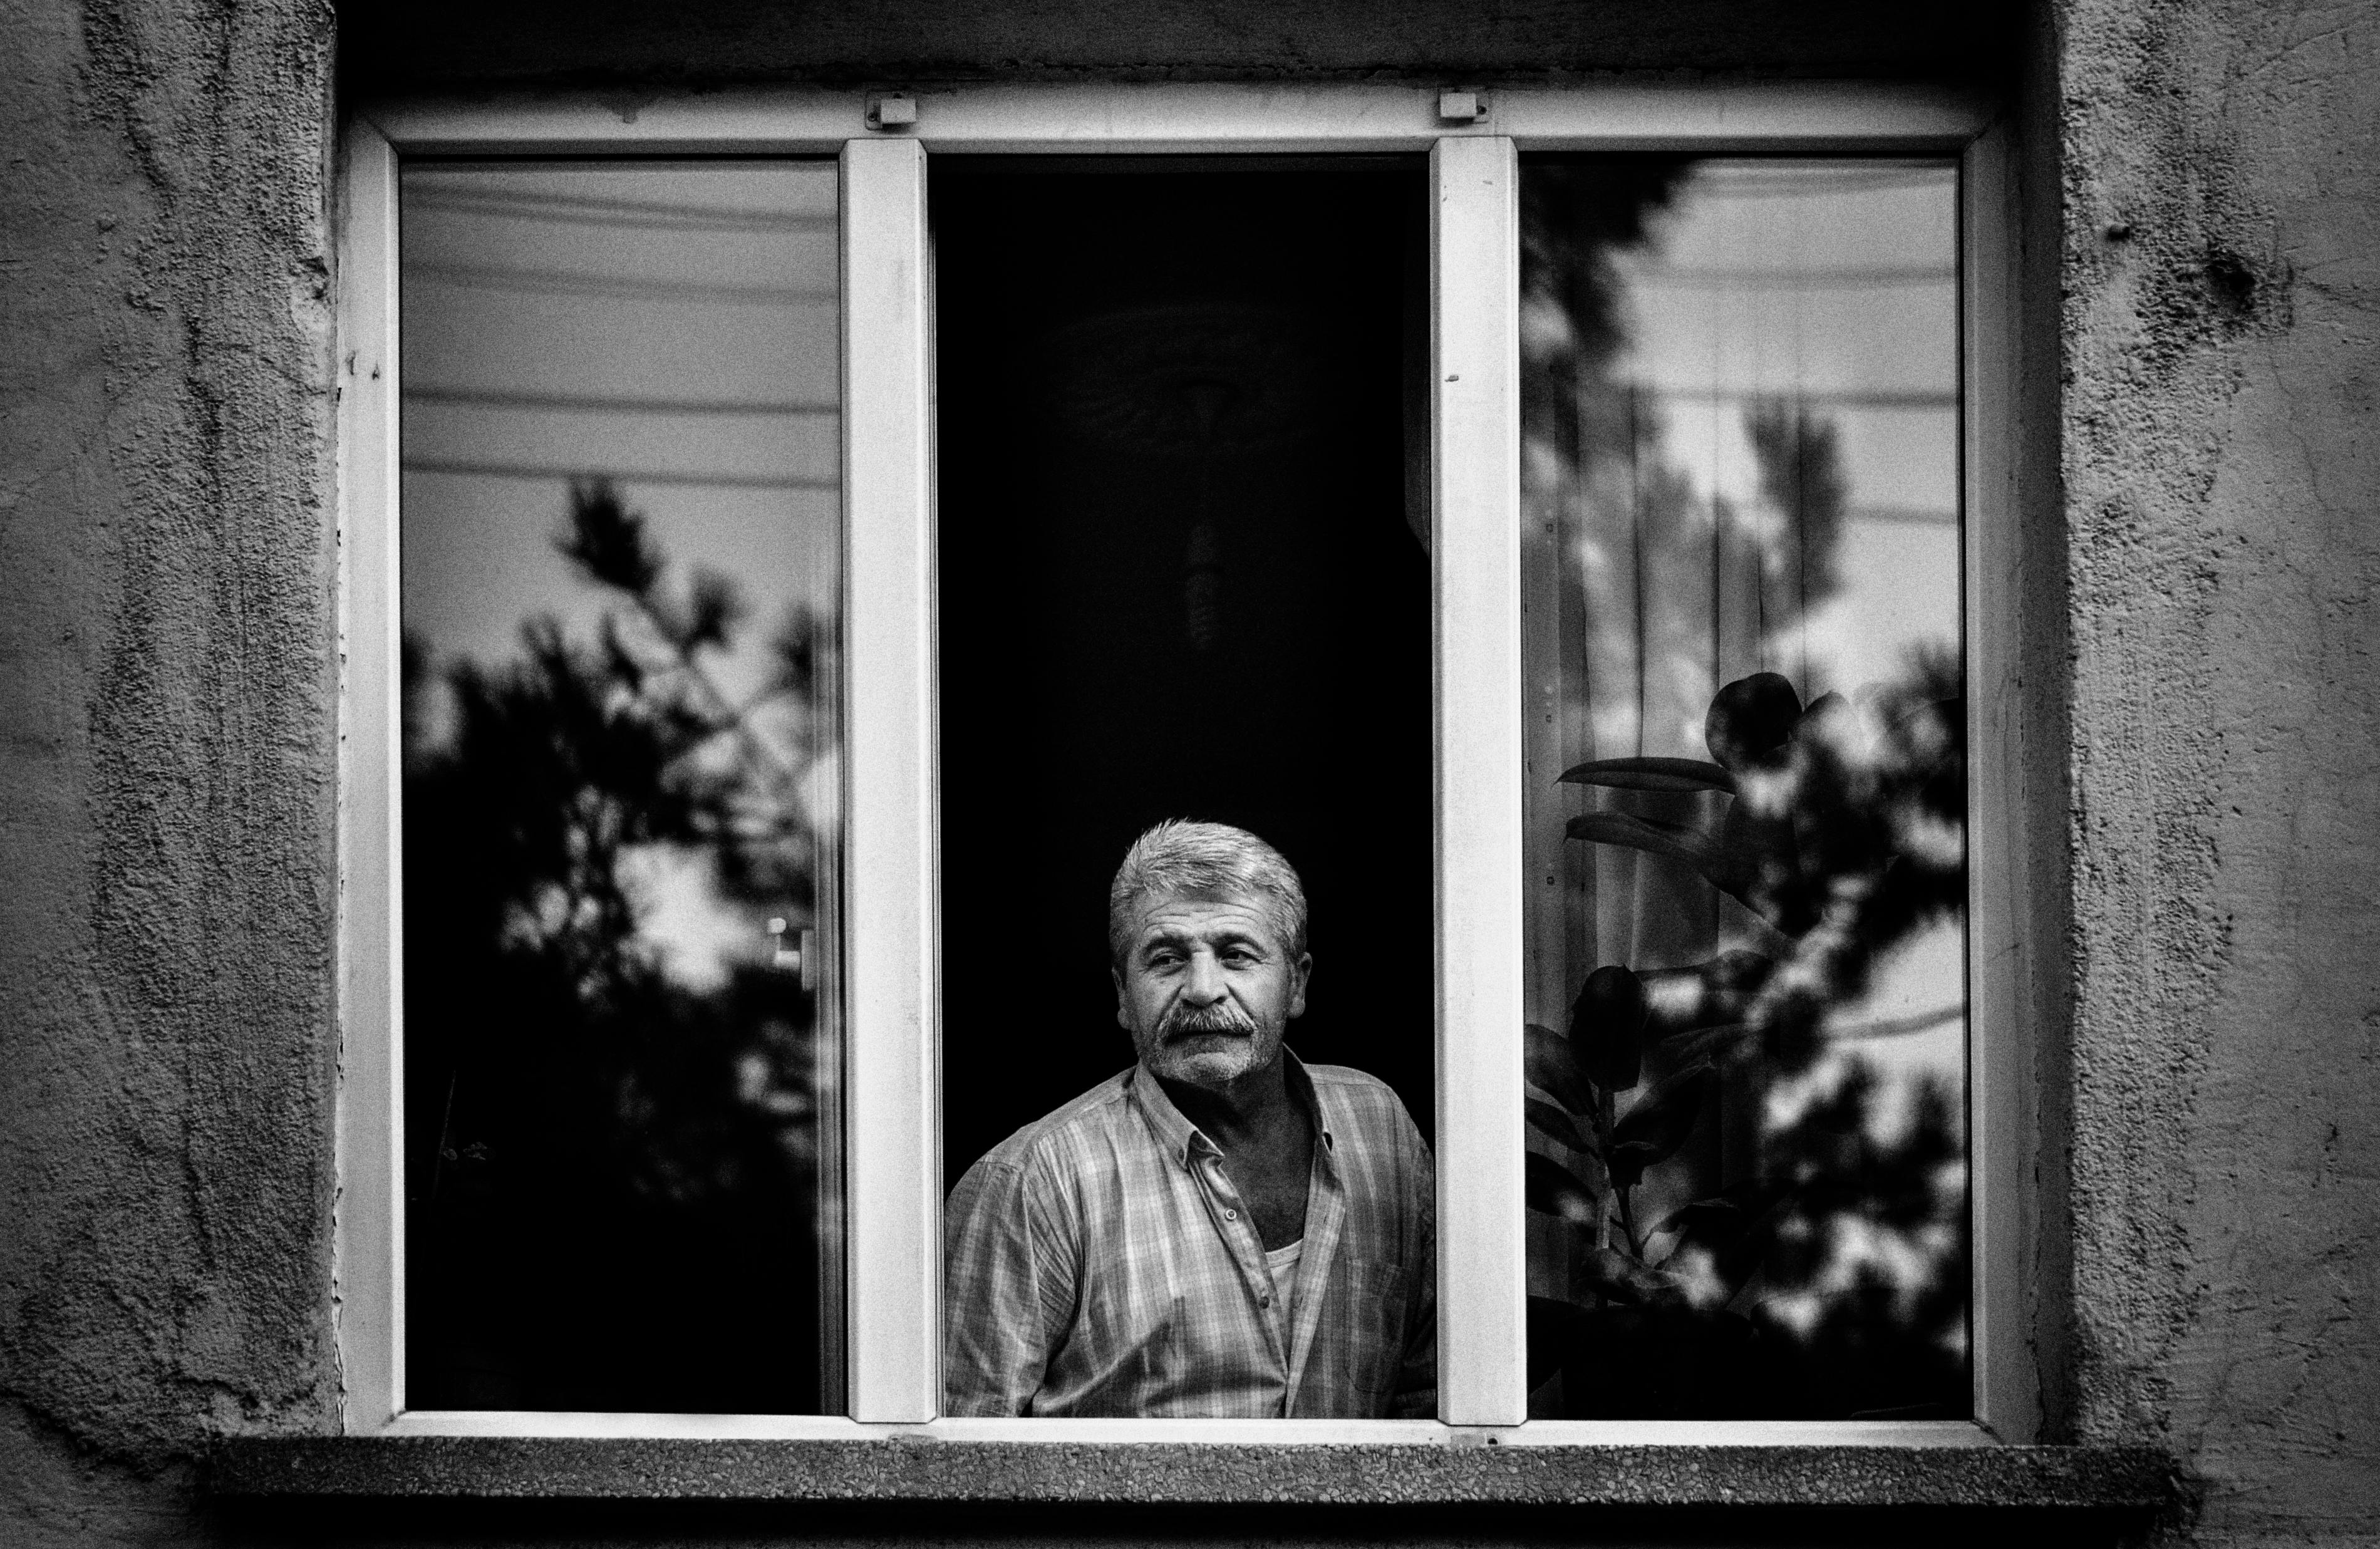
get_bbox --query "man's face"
[1114,889,1311,1091]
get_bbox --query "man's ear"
[1288,953,1312,1020]
[1112,966,1130,1031]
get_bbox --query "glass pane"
[1519,158,1967,1419]
[398,160,842,1412]
[934,159,1437,1418]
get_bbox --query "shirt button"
[1259,1294,1271,1307]
[1224,1209,1238,1220]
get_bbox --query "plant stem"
[1613,1181,1647,1261]
[1595,1086,1618,1254]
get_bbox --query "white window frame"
[335,80,2023,1448]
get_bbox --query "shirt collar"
[1129,1048,1335,1169]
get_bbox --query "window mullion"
[1429,133,1528,1428]
[841,135,941,1425]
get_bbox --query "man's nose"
[1182,951,1227,1004]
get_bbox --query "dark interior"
[933,157,1434,1186]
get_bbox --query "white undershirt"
[1263,1237,1304,1350]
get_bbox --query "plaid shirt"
[944,1053,1436,1418]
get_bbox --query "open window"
[933,153,1436,1214]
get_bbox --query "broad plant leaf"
[1524,1022,1595,1113]
[1566,812,1760,909]
[1556,755,1736,794]
[1565,809,1712,863]
[1705,670,1803,772]
[1651,1196,1747,1249]
[1607,1062,1716,1188]
[1525,1097,1596,1156]
[1651,1181,1795,1291]
[1568,963,1648,1092]
[1528,1104,1610,1198]
[1525,1152,1601,1223]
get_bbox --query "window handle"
[768,918,819,990]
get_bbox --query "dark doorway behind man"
[934,158,1433,1188]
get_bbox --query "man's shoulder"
[1300,1062,1426,1142]
[955,1069,1138,1189]
[1301,1060,1400,1097]
[1302,1060,1411,1111]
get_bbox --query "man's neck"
[1156,1054,1317,1249]
[1154,1055,1303,1156]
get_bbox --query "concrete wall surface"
[1,0,342,1540]
[2055,0,2380,1543]
[0,0,2372,1546]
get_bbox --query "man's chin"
[1148,1035,1272,1087]
[1156,1054,1253,1087]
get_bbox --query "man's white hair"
[1107,819,1309,968]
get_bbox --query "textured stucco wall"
[2057,0,2379,1543]
[0,0,341,1541]
[1,0,2374,1546]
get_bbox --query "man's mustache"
[1158,1002,1258,1040]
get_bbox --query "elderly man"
[944,820,1435,1418]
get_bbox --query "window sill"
[212,1434,2173,1511]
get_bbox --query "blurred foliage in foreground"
[402,480,832,1412]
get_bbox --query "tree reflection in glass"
[1519,159,1968,1419]
[398,162,841,1412]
